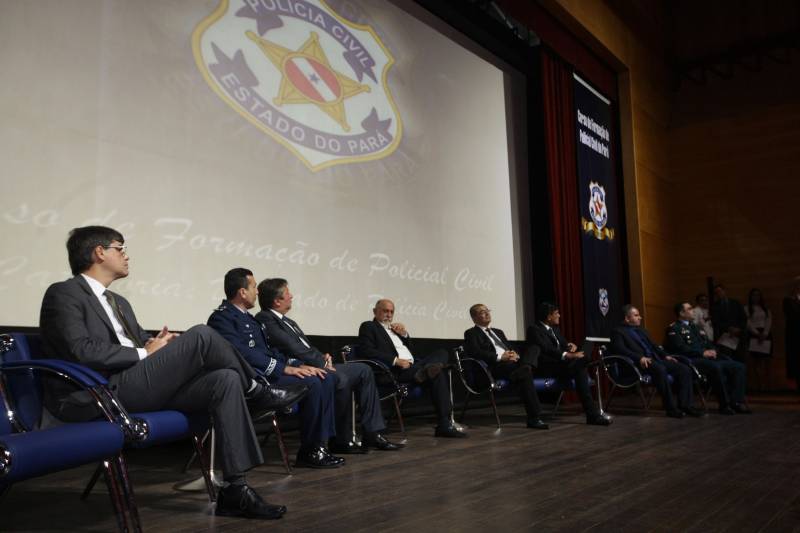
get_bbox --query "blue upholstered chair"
[0,334,132,531]
[599,343,707,412]
[8,332,216,529]
[454,346,595,427]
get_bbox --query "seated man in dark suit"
[255,278,402,452]
[463,304,548,429]
[610,304,702,418]
[208,268,344,468]
[39,226,307,520]
[665,301,751,415]
[528,302,611,426]
[358,299,466,438]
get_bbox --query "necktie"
[548,327,560,348]
[486,328,508,350]
[283,316,310,349]
[104,291,143,348]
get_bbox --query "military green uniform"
[665,320,747,409]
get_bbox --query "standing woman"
[784,278,800,392]
[746,289,772,391]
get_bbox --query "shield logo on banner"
[598,288,609,316]
[588,181,608,230]
[193,0,402,171]
[581,181,615,240]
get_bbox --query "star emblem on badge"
[246,31,370,132]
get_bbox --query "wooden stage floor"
[2,394,800,532]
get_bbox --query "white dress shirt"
[81,274,147,360]
[382,322,414,363]
[480,326,506,362]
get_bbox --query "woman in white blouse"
[745,288,772,391]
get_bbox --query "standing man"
[711,284,747,360]
[256,279,402,452]
[207,268,344,468]
[463,304,548,429]
[358,299,466,438]
[610,305,702,418]
[528,303,611,426]
[39,227,307,520]
[665,301,751,414]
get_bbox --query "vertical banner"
[573,74,623,338]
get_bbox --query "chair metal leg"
[553,391,565,416]
[192,434,216,502]
[81,462,104,500]
[645,387,657,410]
[605,383,618,410]
[695,382,708,410]
[460,393,472,423]
[114,454,142,533]
[488,390,501,428]
[182,429,210,473]
[271,416,292,475]
[103,458,131,533]
[637,384,649,412]
[393,396,405,436]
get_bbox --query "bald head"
[373,299,395,323]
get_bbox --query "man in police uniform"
[207,268,345,468]
[665,301,751,415]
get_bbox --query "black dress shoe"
[329,440,368,454]
[363,433,404,451]
[587,413,612,426]
[295,446,346,468]
[682,406,704,417]
[434,424,468,438]
[247,382,309,411]
[526,418,549,430]
[732,403,753,414]
[215,484,286,519]
[666,409,685,419]
[718,406,736,415]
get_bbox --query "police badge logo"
[581,181,615,240]
[193,0,402,171]
[598,288,609,316]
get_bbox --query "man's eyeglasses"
[104,245,128,254]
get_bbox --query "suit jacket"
[528,322,570,366]
[610,325,668,363]
[254,309,326,368]
[39,275,151,375]
[357,319,413,367]
[207,300,297,378]
[711,298,747,342]
[463,325,509,366]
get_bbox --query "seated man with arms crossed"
[358,298,467,438]
[665,301,751,415]
[610,304,702,418]
[256,279,402,452]
[529,302,611,426]
[463,303,548,429]
[208,268,344,468]
[39,226,306,520]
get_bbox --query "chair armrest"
[601,354,644,385]
[669,354,707,382]
[454,357,497,395]
[346,358,407,399]
[0,360,144,442]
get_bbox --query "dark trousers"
[394,349,452,427]
[272,373,336,446]
[692,356,747,407]
[491,361,541,419]
[537,356,600,419]
[332,362,385,442]
[110,325,262,476]
[643,359,693,411]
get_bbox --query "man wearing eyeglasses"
[39,226,306,520]
[464,304,548,429]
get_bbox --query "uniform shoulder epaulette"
[215,303,227,312]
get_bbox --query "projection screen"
[0,0,529,339]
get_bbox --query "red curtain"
[540,50,585,341]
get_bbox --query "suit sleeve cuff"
[561,351,567,360]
